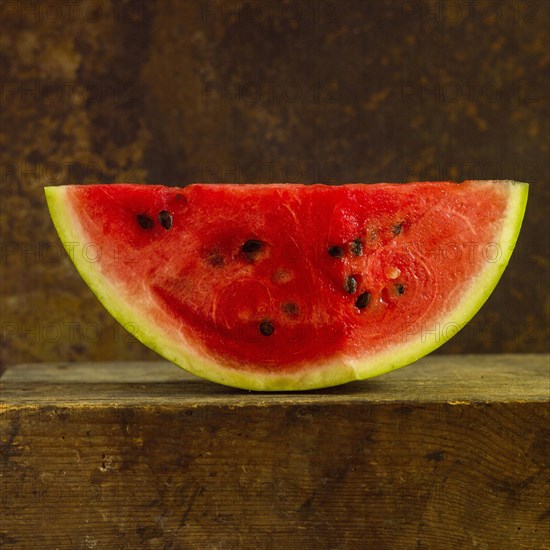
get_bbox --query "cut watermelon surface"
[45,181,528,391]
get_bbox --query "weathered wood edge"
[1,354,548,407]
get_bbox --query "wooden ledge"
[1,354,548,405]
[1,354,548,548]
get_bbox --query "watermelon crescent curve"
[45,181,528,391]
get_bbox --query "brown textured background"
[1,0,548,371]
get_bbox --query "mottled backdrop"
[1,0,548,371]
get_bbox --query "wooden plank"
[1,355,549,549]
[2,354,548,404]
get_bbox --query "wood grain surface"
[1,355,549,549]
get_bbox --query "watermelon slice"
[45,181,527,391]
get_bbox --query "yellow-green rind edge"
[45,181,528,391]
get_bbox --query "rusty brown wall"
[1,0,548,370]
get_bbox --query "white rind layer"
[45,181,528,391]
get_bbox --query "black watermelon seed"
[282,302,299,316]
[392,223,403,235]
[396,283,405,295]
[175,193,188,206]
[158,210,173,230]
[344,275,358,294]
[137,214,154,229]
[355,291,371,309]
[328,245,344,258]
[259,320,274,336]
[350,239,363,256]
[242,239,263,254]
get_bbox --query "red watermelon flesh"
[45,181,528,390]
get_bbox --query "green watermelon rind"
[45,181,528,391]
